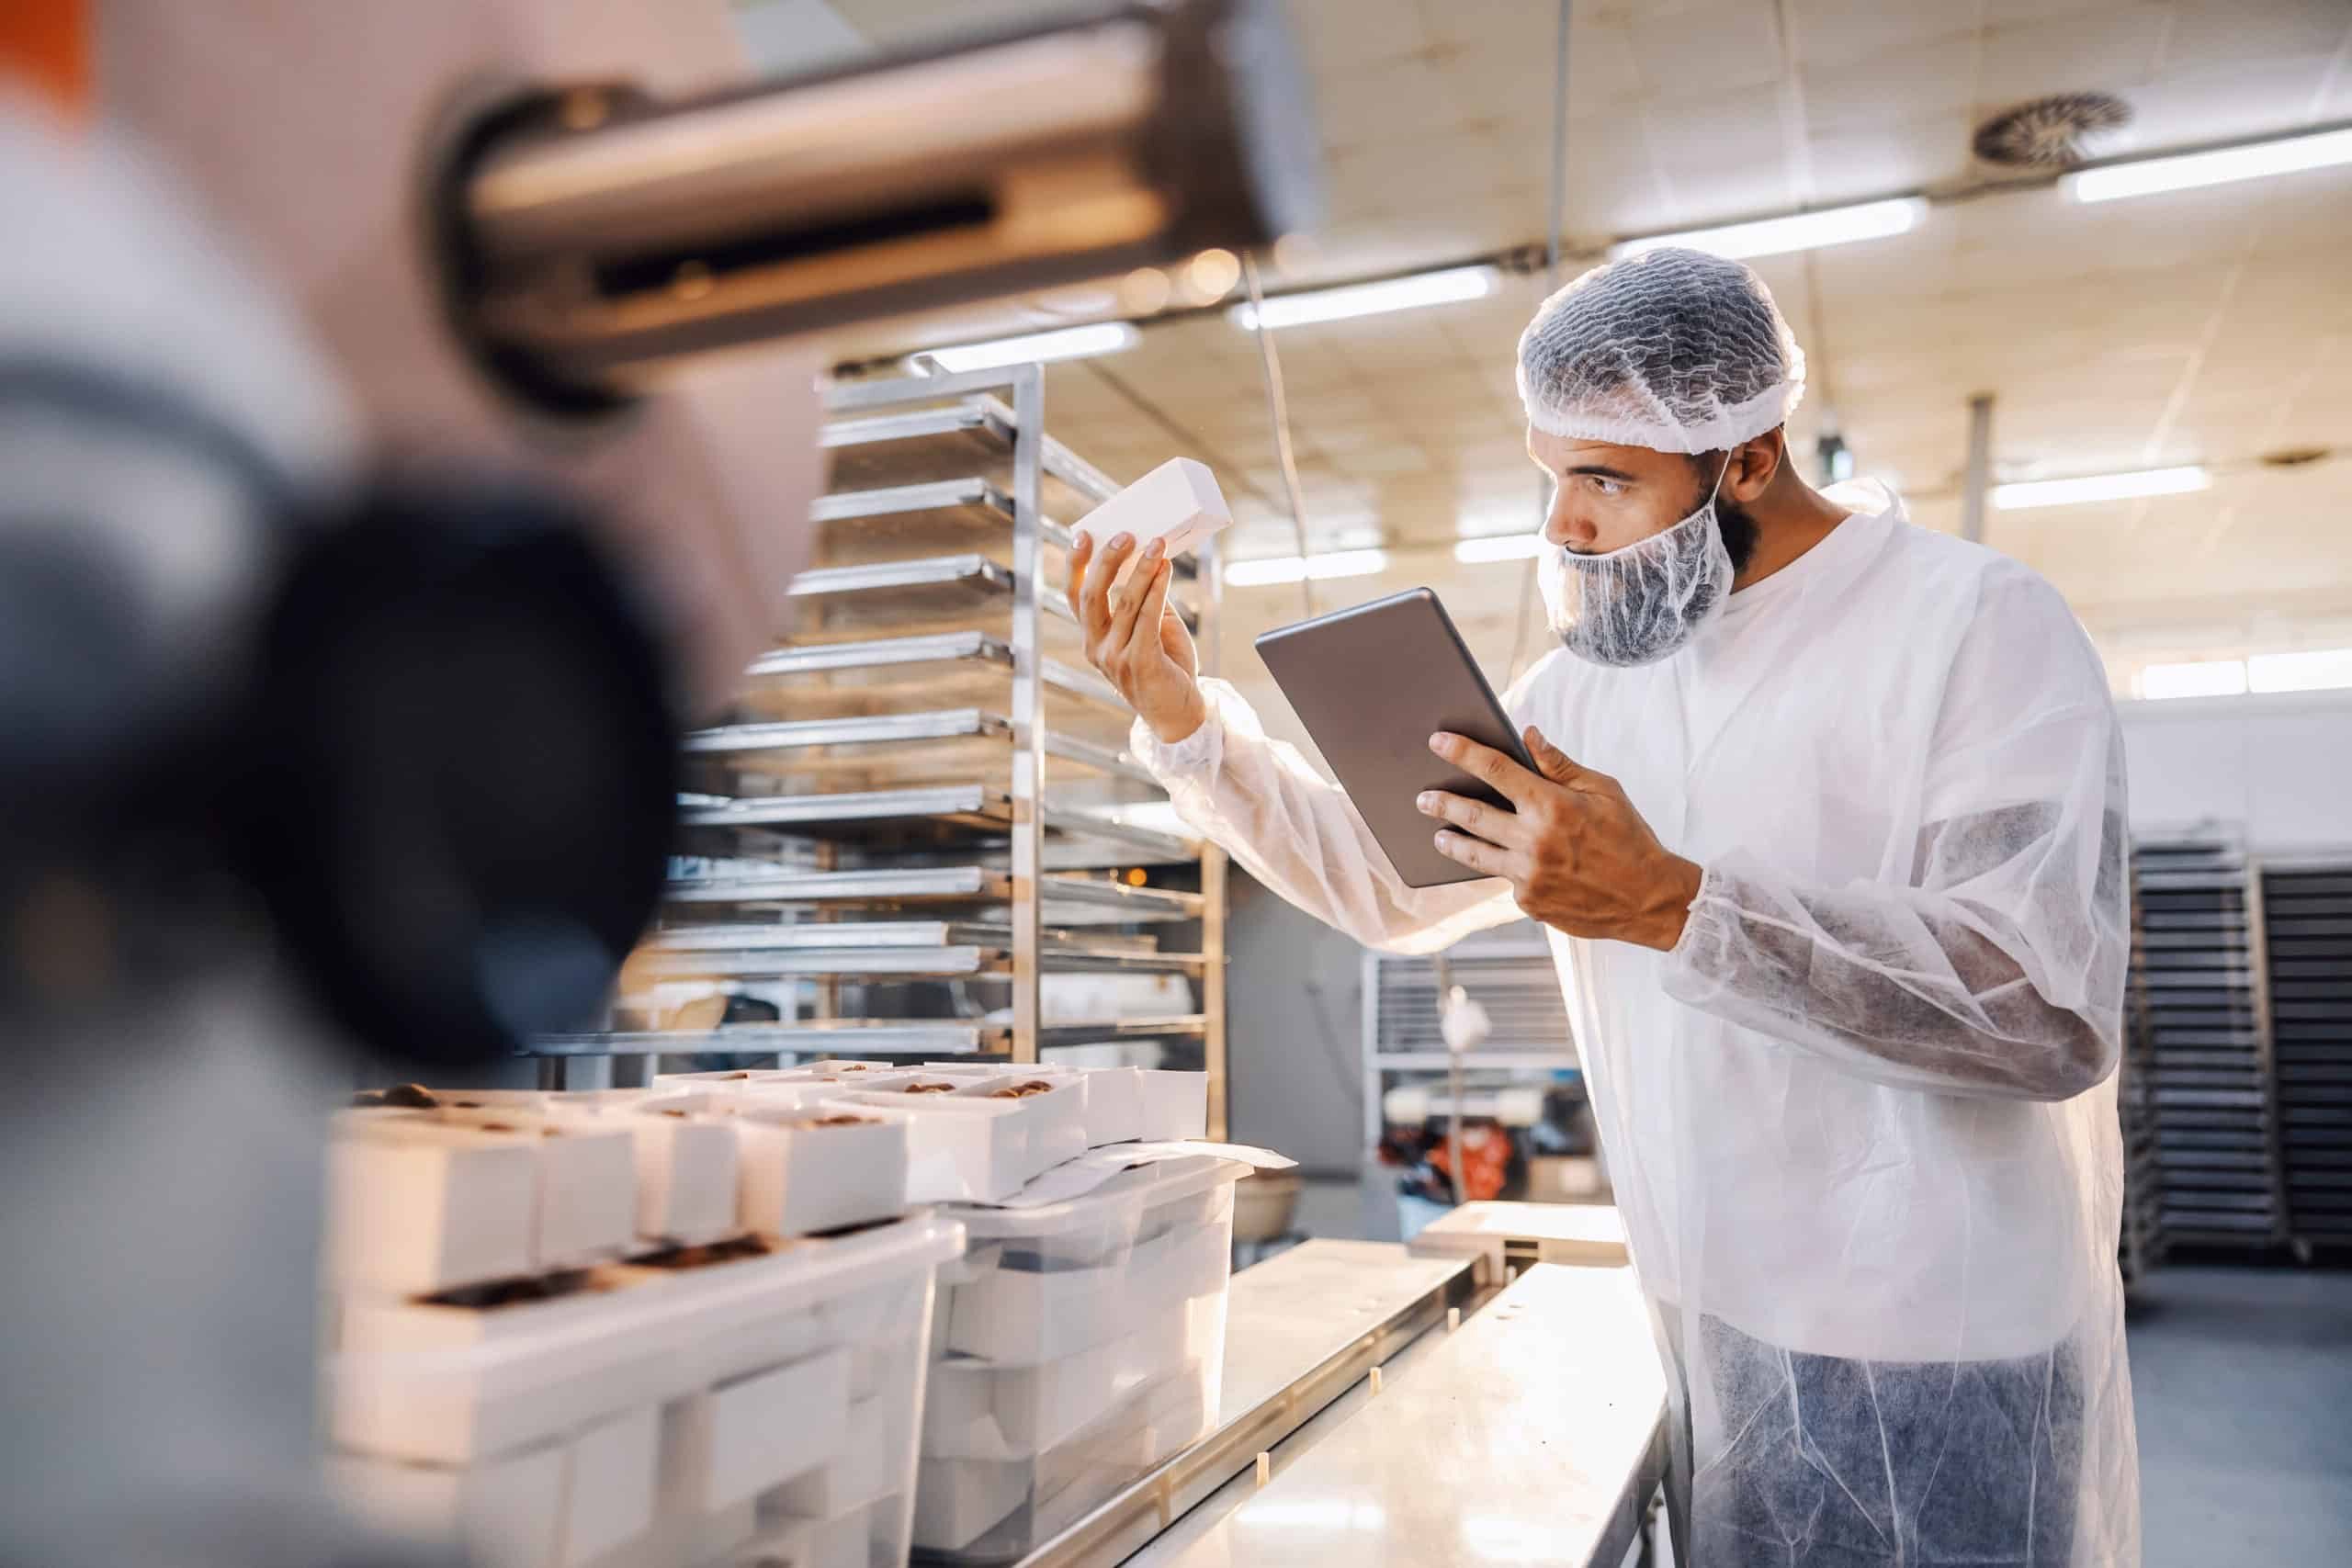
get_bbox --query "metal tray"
[662,865,1204,923]
[676,788,1202,864]
[820,396,1113,525]
[526,1021,1010,1056]
[732,631,1131,739]
[682,709,1159,790]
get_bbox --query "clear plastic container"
[324,1213,963,1568]
[912,1158,1244,1562]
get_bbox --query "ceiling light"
[2066,127,2352,203]
[1611,197,1927,263]
[1230,265,1497,331]
[2138,659,2246,701]
[1454,534,1548,563]
[1224,548,1388,586]
[1189,248,1242,299]
[2248,648,2352,694]
[919,321,1139,373]
[1993,465,2211,510]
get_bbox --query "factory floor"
[2128,1264,2352,1565]
[1283,1178,2352,1562]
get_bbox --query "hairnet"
[1515,247,1807,455]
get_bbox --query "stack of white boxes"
[322,1063,1228,1566]
[322,1087,952,1568]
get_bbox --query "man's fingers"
[1104,539,1165,650]
[1080,532,1136,640]
[1124,547,1177,668]
[1066,530,1093,624]
[1523,725,1593,786]
[1416,788,1524,847]
[1432,829,1513,879]
[1429,731,1544,805]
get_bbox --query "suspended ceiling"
[739,0,2352,703]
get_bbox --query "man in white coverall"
[1069,247,2139,1566]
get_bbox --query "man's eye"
[1589,476,1625,498]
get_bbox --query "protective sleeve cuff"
[1126,679,1237,785]
[1659,860,1736,998]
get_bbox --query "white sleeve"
[1658,570,2129,1102]
[1130,679,1524,954]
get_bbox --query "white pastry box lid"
[1406,1200,1629,1271]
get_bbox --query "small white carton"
[832,1087,1031,1203]
[620,1099,740,1247]
[559,1404,661,1566]
[1076,457,1231,584]
[735,1107,909,1237]
[328,1439,566,1568]
[1137,1070,1208,1140]
[659,1348,850,1513]
[767,1390,893,1518]
[325,1115,537,1296]
[334,1276,673,1464]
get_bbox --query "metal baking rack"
[2132,836,2287,1247]
[2257,859,2352,1256]
[528,365,1229,1134]
[1360,922,1583,1158]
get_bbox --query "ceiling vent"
[1972,93,2133,168]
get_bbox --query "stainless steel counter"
[1136,1258,1668,1568]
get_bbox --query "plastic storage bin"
[912,1157,1245,1561]
[324,1213,963,1568]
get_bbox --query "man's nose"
[1543,494,1596,551]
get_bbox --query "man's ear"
[1730,429,1784,500]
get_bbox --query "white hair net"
[1516,247,1806,455]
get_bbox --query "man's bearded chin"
[1717,499,1760,574]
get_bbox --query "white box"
[737,1504,867,1568]
[328,1440,566,1568]
[1075,457,1230,584]
[424,1107,639,1269]
[922,1297,1193,1461]
[659,1348,850,1513]
[334,1279,674,1464]
[529,1122,638,1269]
[622,1100,740,1246]
[767,1391,891,1517]
[1137,1070,1207,1140]
[560,1405,661,1567]
[642,1496,757,1566]
[325,1117,537,1296]
[735,1107,908,1238]
[832,1089,1030,1203]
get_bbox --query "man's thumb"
[1525,725,1586,784]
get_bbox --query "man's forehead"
[1525,430,1674,468]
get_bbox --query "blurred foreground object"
[101,0,1319,711]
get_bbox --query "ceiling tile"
[2159,0,2352,73]
[1977,6,2169,102]
[1623,0,1785,95]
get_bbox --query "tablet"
[1254,587,1533,888]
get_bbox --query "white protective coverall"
[1133,480,2139,1566]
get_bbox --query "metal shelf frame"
[1360,924,1582,1156]
[530,363,1229,1133]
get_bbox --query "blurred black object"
[0,358,678,1070]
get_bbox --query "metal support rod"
[1198,496,1229,1138]
[1961,392,1994,545]
[1011,366,1046,1065]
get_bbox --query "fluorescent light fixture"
[1611,197,1927,262]
[2067,127,2352,204]
[1224,548,1388,586]
[1229,265,1497,331]
[2139,659,2246,701]
[920,321,1139,373]
[2249,648,2352,694]
[1992,465,2211,511]
[1454,533,1549,563]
